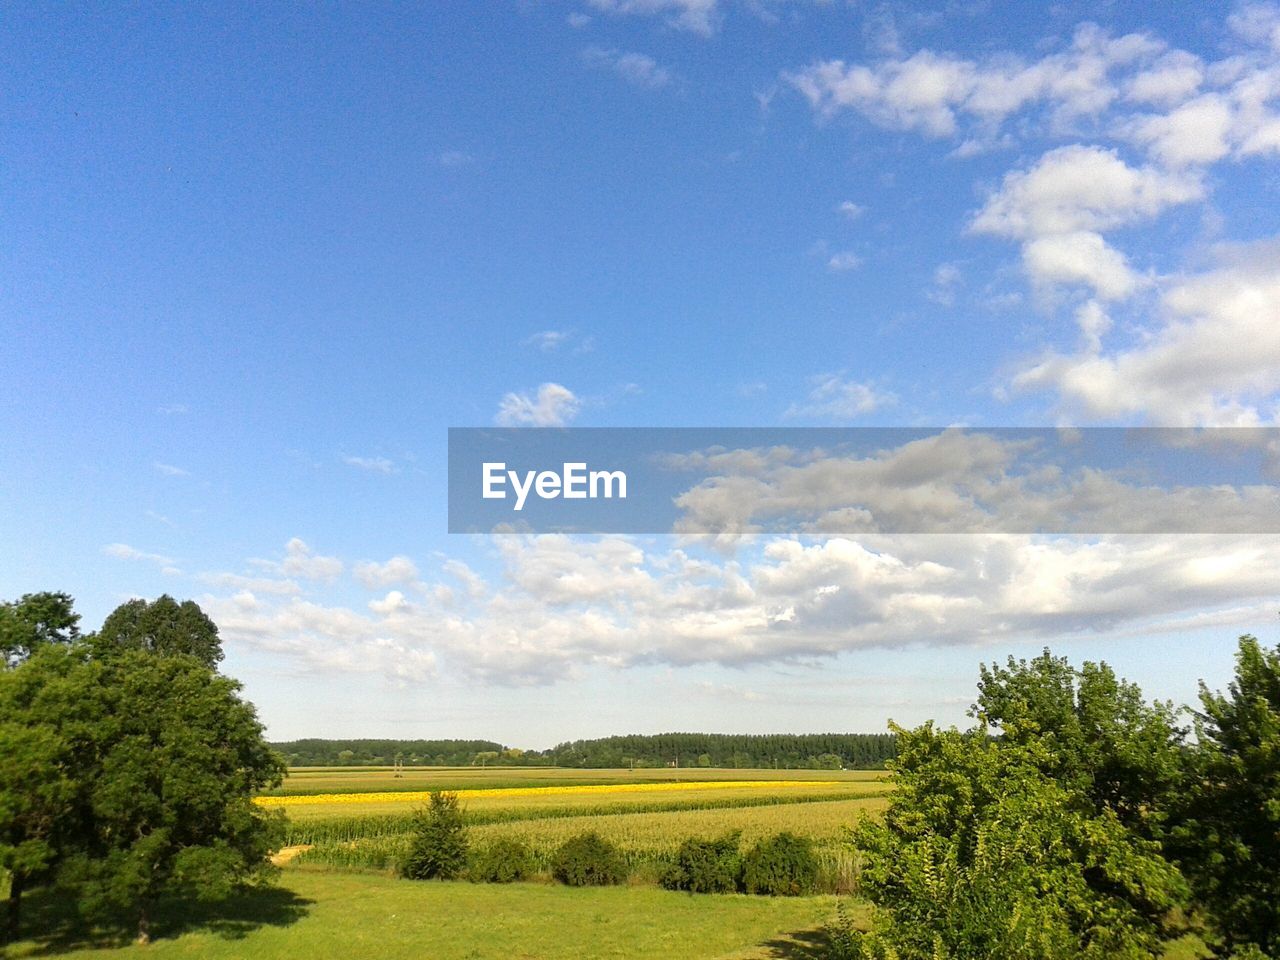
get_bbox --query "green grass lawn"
[7,868,847,960]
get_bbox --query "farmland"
[262,766,891,883]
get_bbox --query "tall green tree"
[90,595,223,668]
[0,591,80,667]
[973,650,1186,841]
[1179,635,1280,957]
[0,636,100,941]
[847,721,1187,960]
[59,648,285,942]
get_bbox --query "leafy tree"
[57,649,285,942]
[1178,636,1280,957]
[849,721,1187,960]
[972,650,1187,842]
[0,591,80,667]
[90,595,223,668]
[401,792,469,880]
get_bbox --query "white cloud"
[198,572,302,596]
[582,46,672,89]
[837,200,866,220]
[343,455,395,474]
[1124,50,1205,106]
[1125,93,1235,167]
[354,555,422,589]
[970,145,1203,239]
[928,262,962,306]
[203,529,1280,685]
[827,250,863,271]
[1014,237,1280,425]
[784,374,893,421]
[157,403,188,415]
[439,150,473,167]
[788,24,1164,138]
[496,383,582,427]
[250,538,344,583]
[103,543,175,570]
[585,0,718,36]
[523,330,570,351]
[1021,231,1142,301]
[153,461,189,477]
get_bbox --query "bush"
[400,791,468,880]
[660,831,742,893]
[742,832,818,896]
[550,831,626,886]
[469,837,535,883]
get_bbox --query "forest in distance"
[271,733,899,770]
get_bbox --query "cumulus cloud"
[1015,237,1280,425]
[784,374,893,422]
[153,462,189,477]
[202,528,1280,686]
[970,145,1203,238]
[582,46,672,89]
[354,555,422,589]
[1021,231,1142,301]
[665,432,1280,535]
[496,383,582,427]
[247,538,344,582]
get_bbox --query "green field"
[5,868,850,960]
[4,766,1212,959]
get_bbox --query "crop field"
[264,765,886,796]
[268,768,893,887]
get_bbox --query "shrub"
[742,832,818,896]
[400,791,468,880]
[660,831,742,894]
[469,837,535,883]
[550,831,626,886]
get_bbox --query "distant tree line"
[272,738,516,767]
[542,733,896,769]
[272,732,897,769]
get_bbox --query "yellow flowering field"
[258,778,846,812]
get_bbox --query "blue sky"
[4,1,1280,746]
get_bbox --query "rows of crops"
[264,765,885,796]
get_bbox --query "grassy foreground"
[7,868,846,960]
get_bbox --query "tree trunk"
[136,903,150,945]
[4,870,25,944]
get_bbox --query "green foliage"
[90,594,224,668]
[852,719,1187,960]
[742,832,818,896]
[550,831,627,886]
[0,591,79,667]
[400,792,469,880]
[468,837,536,883]
[1177,635,1280,958]
[56,649,286,940]
[1,594,284,944]
[974,649,1187,843]
[660,831,742,893]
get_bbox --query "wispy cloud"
[496,383,582,427]
[785,374,894,421]
[582,46,673,89]
[153,461,189,477]
[343,455,396,475]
